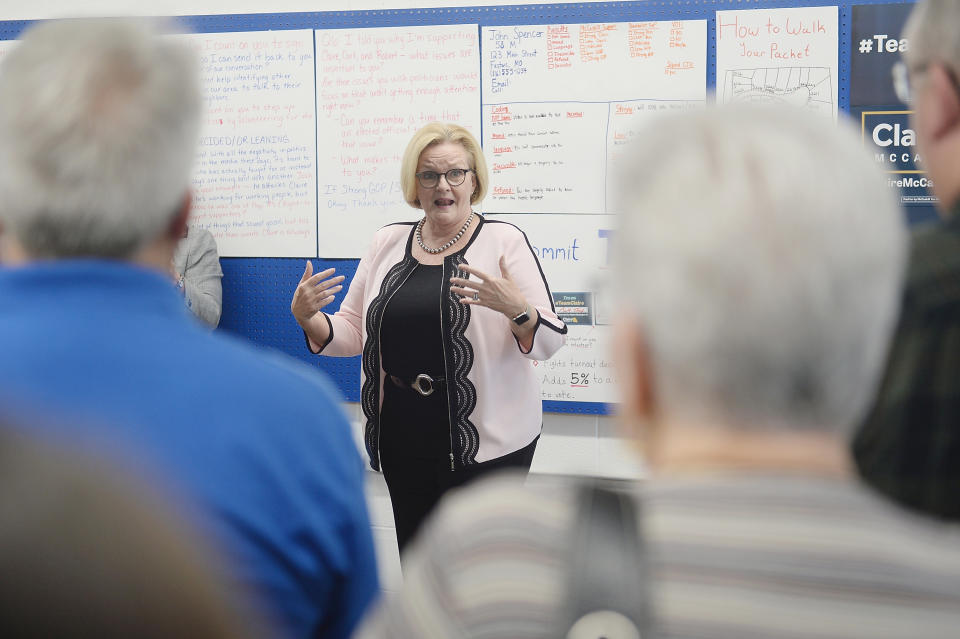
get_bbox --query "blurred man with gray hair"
[355,105,960,639]
[853,0,960,520]
[0,19,377,638]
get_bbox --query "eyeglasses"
[892,61,922,104]
[415,168,474,188]
[892,60,960,104]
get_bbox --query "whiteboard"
[481,20,707,215]
[492,213,618,402]
[179,30,318,256]
[478,19,706,403]
[716,6,839,120]
[0,38,16,60]
[315,24,481,257]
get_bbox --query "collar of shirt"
[0,259,186,320]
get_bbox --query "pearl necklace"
[416,212,475,255]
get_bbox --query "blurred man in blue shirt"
[0,18,378,638]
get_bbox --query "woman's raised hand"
[450,256,527,319]
[291,260,345,324]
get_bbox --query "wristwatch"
[511,305,531,326]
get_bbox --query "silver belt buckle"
[413,373,435,396]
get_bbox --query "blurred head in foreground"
[0,424,253,639]
[612,105,908,472]
[0,17,199,264]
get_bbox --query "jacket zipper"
[441,258,455,471]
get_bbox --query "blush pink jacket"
[314,216,567,470]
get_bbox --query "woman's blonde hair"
[400,122,488,208]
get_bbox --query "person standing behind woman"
[171,224,223,328]
[291,123,567,554]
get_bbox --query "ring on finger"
[473,291,479,301]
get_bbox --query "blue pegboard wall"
[219,258,361,401]
[0,0,923,415]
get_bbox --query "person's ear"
[168,192,191,240]
[0,222,28,265]
[924,64,960,141]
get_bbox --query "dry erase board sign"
[495,213,618,404]
[716,6,838,120]
[481,20,707,216]
[534,329,618,403]
[178,30,318,257]
[315,24,481,258]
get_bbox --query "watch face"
[513,311,530,325]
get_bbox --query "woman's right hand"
[291,260,345,325]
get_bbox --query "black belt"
[388,373,446,397]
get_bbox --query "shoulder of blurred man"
[852,199,960,520]
[903,201,960,307]
[359,470,960,639]
[0,258,379,639]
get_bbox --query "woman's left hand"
[450,256,528,319]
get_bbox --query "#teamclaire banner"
[850,2,938,212]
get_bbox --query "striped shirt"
[356,471,960,639]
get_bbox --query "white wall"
[2,0,610,20]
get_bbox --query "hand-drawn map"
[722,67,833,116]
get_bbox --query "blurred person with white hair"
[853,0,960,520]
[0,18,377,639]
[354,105,960,639]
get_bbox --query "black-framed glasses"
[415,168,474,188]
[892,60,960,104]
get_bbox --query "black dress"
[379,262,537,556]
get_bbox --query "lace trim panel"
[360,257,417,471]
[447,254,479,465]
